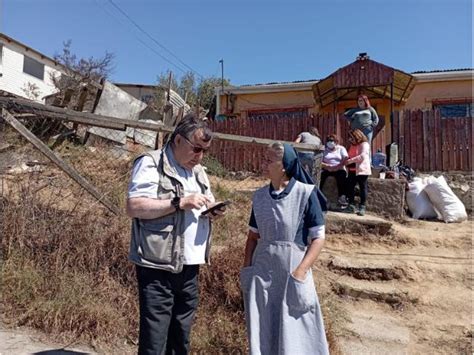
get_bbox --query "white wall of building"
[0,42,62,102]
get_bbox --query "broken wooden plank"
[17,111,126,130]
[0,96,136,125]
[1,108,121,215]
[1,96,320,151]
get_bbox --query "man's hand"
[180,194,211,210]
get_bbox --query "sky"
[0,0,472,86]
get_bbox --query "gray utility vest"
[128,147,213,273]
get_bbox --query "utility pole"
[167,71,173,103]
[219,59,224,94]
[219,59,228,113]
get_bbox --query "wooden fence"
[392,110,473,171]
[208,110,472,173]
[207,112,386,172]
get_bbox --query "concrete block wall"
[321,172,472,219]
[321,176,406,219]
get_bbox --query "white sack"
[424,176,467,223]
[406,177,438,219]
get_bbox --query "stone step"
[326,211,394,235]
[328,256,405,281]
[340,308,410,355]
[333,276,416,306]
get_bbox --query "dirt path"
[318,212,472,354]
[0,326,97,354]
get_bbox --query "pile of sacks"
[406,175,467,223]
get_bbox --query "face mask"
[326,141,336,149]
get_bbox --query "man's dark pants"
[136,264,200,355]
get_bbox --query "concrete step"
[333,276,416,306]
[326,211,394,235]
[340,308,410,355]
[328,256,405,281]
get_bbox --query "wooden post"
[167,71,173,103]
[1,109,121,215]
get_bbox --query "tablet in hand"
[201,200,232,216]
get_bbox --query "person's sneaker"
[338,195,348,206]
[357,205,366,216]
[341,204,356,213]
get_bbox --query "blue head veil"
[282,143,328,212]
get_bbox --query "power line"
[94,0,190,75]
[106,0,204,79]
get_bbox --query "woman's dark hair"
[326,134,339,144]
[169,113,213,144]
[350,129,369,144]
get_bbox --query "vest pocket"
[139,222,175,264]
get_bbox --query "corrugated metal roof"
[239,79,319,87]
[234,68,471,88]
[411,68,473,74]
[168,89,191,114]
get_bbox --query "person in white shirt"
[320,134,349,207]
[126,114,226,355]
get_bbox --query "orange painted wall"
[219,90,316,117]
[404,80,472,109]
[220,77,471,143]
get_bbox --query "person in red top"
[343,129,372,216]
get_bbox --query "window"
[248,107,308,120]
[23,55,44,80]
[434,102,473,119]
[0,45,3,65]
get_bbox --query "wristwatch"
[171,196,181,211]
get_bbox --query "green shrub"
[202,154,228,177]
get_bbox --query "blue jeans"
[297,152,314,174]
[361,127,373,144]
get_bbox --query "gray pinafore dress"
[240,180,329,355]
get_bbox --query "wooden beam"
[399,76,413,102]
[212,132,322,152]
[15,110,126,130]
[0,96,158,125]
[2,96,319,151]
[1,109,121,215]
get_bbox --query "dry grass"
[1,192,138,344]
[192,246,248,353]
[0,140,341,352]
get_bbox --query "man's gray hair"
[268,141,284,160]
[170,113,213,144]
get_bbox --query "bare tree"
[49,40,115,109]
[22,82,41,101]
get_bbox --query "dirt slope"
[318,212,472,354]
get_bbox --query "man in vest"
[127,113,224,354]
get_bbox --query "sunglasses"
[182,135,210,154]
